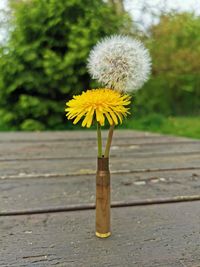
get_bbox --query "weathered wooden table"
[0,130,200,267]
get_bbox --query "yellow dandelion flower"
[65,88,131,128]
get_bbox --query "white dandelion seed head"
[87,35,152,92]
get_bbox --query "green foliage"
[135,12,200,117]
[120,115,200,139]
[0,0,129,130]
[0,5,199,133]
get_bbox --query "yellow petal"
[82,108,94,127]
[107,108,118,125]
[86,108,94,128]
[65,88,131,128]
[96,108,105,125]
[73,110,86,124]
[105,111,113,125]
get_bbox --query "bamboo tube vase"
[95,157,111,238]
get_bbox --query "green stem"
[97,122,102,158]
[104,124,115,158]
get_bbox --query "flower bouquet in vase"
[65,35,151,238]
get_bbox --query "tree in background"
[0,0,131,130]
[108,0,125,15]
[0,3,10,44]
[0,0,199,131]
[135,12,200,117]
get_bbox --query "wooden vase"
[95,157,111,238]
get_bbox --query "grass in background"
[120,114,200,139]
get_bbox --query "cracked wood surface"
[0,130,200,266]
[0,169,200,213]
[0,202,200,267]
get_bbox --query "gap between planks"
[1,195,200,216]
[0,150,200,162]
[1,166,200,180]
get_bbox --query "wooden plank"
[0,153,199,177]
[0,130,160,142]
[0,135,196,147]
[0,202,199,266]
[0,140,199,161]
[0,169,199,213]
[0,130,196,145]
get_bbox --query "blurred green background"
[0,0,199,138]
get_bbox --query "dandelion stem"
[104,124,115,158]
[97,122,102,158]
